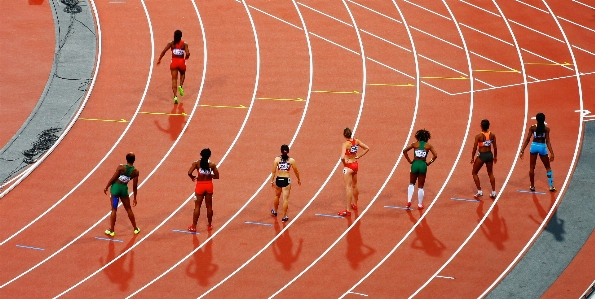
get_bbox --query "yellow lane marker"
[474,69,520,73]
[421,76,468,80]
[524,62,573,66]
[79,118,127,123]
[367,83,414,87]
[258,97,304,102]
[140,112,188,116]
[199,104,247,109]
[313,90,360,94]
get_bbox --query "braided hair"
[415,129,431,142]
[280,144,290,162]
[173,30,182,45]
[535,113,546,136]
[200,148,211,172]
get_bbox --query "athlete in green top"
[103,152,140,237]
[402,129,437,210]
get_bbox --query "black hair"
[200,148,211,171]
[280,144,290,162]
[481,119,490,131]
[343,127,352,139]
[536,113,546,136]
[415,129,431,142]
[126,152,135,164]
[173,30,182,45]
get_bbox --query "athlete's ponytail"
[200,148,211,171]
[280,144,289,162]
[536,113,546,136]
[173,30,182,45]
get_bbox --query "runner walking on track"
[339,127,369,217]
[188,148,219,232]
[157,30,190,104]
[103,152,141,237]
[270,144,301,223]
[471,119,498,199]
[402,129,437,210]
[519,112,556,192]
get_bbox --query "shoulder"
[424,142,432,149]
[132,168,139,176]
[273,156,281,162]
[490,132,496,138]
[209,161,217,168]
[289,157,296,163]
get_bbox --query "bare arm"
[519,126,534,160]
[187,162,197,181]
[356,140,369,159]
[340,142,348,164]
[402,143,414,164]
[131,171,139,206]
[210,162,220,179]
[156,42,172,65]
[545,127,555,161]
[270,158,279,186]
[184,43,190,59]
[291,158,301,185]
[104,166,122,194]
[471,135,479,164]
[492,134,498,163]
[427,144,438,166]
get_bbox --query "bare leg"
[192,192,204,228]
[417,174,426,189]
[472,159,484,190]
[539,154,551,171]
[205,193,213,226]
[529,154,538,187]
[120,197,137,229]
[352,173,359,207]
[343,169,354,211]
[109,208,117,231]
[179,70,185,88]
[273,186,282,213]
[486,161,495,191]
[170,69,178,97]
[281,184,292,218]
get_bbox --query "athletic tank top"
[414,141,428,159]
[118,165,135,184]
[196,160,213,176]
[172,40,185,58]
[278,157,291,171]
[478,132,492,147]
[533,125,546,139]
[345,139,358,156]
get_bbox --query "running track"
[1,0,594,298]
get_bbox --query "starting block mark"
[384,205,413,210]
[367,83,414,87]
[313,90,360,94]
[422,76,467,80]
[451,197,481,203]
[474,69,520,73]
[517,190,547,195]
[16,244,45,251]
[95,236,124,243]
[79,118,127,123]
[172,229,199,235]
[347,291,369,296]
[244,221,273,227]
[436,275,456,280]
[140,111,188,116]
[315,213,344,219]
[258,97,304,102]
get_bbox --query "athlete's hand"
[132,198,137,207]
[494,158,498,164]
[297,180,302,186]
[270,181,275,188]
[103,188,108,195]
[470,158,475,164]
[156,59,161,66]
[519,152,524,160]
[550,154,555,162]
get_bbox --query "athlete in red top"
[339,127,369,216]
[187,148,219,232]
[157,30,190,104]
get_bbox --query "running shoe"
[529,186,536,192]
[178,86,184,96]
[550,186,557,192]
[350,203,358,210]
[474,191,483,199]
[282,216,289,222]
[104,229,115,237]
[188,225,196,232]
[406,202,412,208]
[337,210,351,217]
[134,227,141,235]
[271,209,277,217]
[418,204,424,210]
[174,96,179,104]
[490,191,497,199]
[207,224,213,231]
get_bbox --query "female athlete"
[157,30,190,104]
[270,144,301,223]
[187,148,219,232]
[520,112,556,192]
[103,152,141,237]
[339,127,369,216]
[402,129,437,210]
[471,119,498,199]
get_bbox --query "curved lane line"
[409,0,531,296]
[0,0,102,196]
[478,1,584,297]
[340,0,477,296]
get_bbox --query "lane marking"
[16,245,44,251]
[517,190,547,195]
[78,118,127,122]
[315,214,345,219]
[348,291,369,297]
[436,275,455,280]
[368,83,414,87]
[525,62,573,66]
[171,229,198,235]
[140,112,188,116]
[403,0,451,20]
[515,0,548,13]
[313,90,360,94]
[199,104,247,109]
[94,237,123,243]
[572,0,595,10]
[451,197,480,203]
[474,69,520,73]
[422,76,467,80]
[346,0,402,24]
[258,97,304,102]
[244,221,273,226]
[384,205,413,210]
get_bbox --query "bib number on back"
[414,149,427,158]
[173,48,184,56]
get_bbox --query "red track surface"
[1,0,594,298]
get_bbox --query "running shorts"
[410,160,428,174]
[170,58,186,71]
[195,180,214,195]
[478,151,494,163]
[529,142,548,156]
[343,161,359,174]
[275,177,291,188]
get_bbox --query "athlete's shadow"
[529,193,565,241]
[345,212,376,270]
[186,231,218,286]
[408,211,446,257]
[273,220,303,271]
[154,103,186,141]
[99,236,137,291]
[476,200,508,250]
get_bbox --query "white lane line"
[436,275,455,280]
[515,0,549,13]
[0,0,103,196]
[340,0,475,296]
[360,29,411,53]
[572,0,595,10]
[309,32,360,55]
[479,0,584,297]
[200,0,368,296]
[127,0,314,296]
[559,16,595,34]
[509,19,564,43]
[347,0,402,24]
[418,54,495,88]
[410,25,462,49]
[249,5,302,30]
[460,0,499,16]
[298,2,353,27]
[404,0,451,20]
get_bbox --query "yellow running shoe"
[104,229,115,237]
[173,96,179,104]
[178,86,184,96]
[134,227,141,235]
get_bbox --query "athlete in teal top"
[403,129,437,210]
[103,152,140,237]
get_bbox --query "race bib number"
[349,145,358,154]
[118,175,131,183]
[483,140,492,147]
[172,48,185,56]
[278,162,290,171]
[414,149,427,158]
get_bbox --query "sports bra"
[278,157,291,171]
[118,165,135,184]
[195,160,213,176]
[478,132,493,147]
[533,126,546,139]
[171,40,185,58]
[345,139,358,156]
[414,141,429,159]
